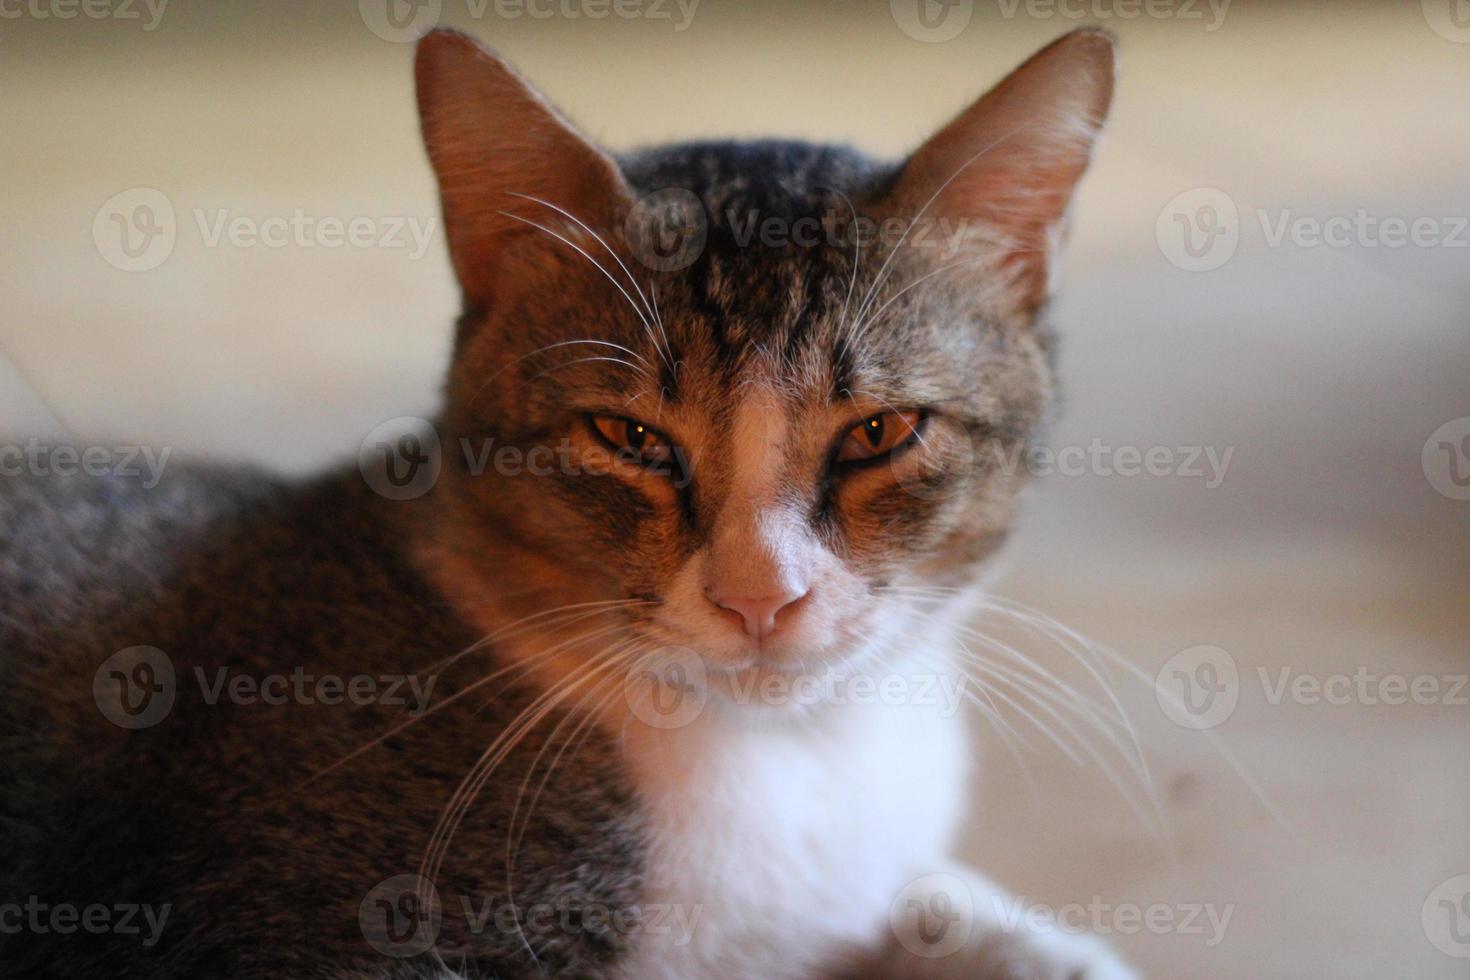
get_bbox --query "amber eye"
[835,411,924,464]
[591,415,674,466]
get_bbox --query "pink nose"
[706,587,809,642]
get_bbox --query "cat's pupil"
[863,417,884,449]
[627,421,650,451]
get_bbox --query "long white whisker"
[507,193,675,373]
[844,127,1021,356]
[498,210,664,358]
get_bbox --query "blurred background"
[2,1,1467,975]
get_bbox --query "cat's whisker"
[527,354,655,385]
[880,586,1149,780]
[522,338,653,368]
[519,676,629,965]
[418,638,640,945]
[938,614,1147,777]
[815,185,863,337]
[414,597,656,679]
[849,387,933,451]
[505,192,672,367]
[301,614,644,786]
[910,631,1171,849]
[877,587,1174,848]
[982,596,1291,832]
[502,642,645,861]
[904,646,1043,799]
[503,649,647,935]
[500,642,642,971]
[964,650,1175,849]
[910,585,1278,843]
[970,597,1154,790]
[497,210,667,361]
[502,196,676,374]
[843,127,1022,356]
[469,340,654,408]
[843,252,990,354]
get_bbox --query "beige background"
[3,1,1468,976]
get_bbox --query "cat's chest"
[614,699,969,980]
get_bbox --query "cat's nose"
[705,587,809,643]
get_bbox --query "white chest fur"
[613,685,971,980]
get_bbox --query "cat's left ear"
[415,29,631,309]
[885,29,1116,317]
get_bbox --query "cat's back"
[0,462,281,645]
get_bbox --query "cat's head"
[411,29,1114,699]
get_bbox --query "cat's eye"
[835,411,924,464]
[590,415,675,466]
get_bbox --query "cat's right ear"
[415,30,630,308]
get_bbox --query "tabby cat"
[0,27,1133,979]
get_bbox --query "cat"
[0,26,1134,980]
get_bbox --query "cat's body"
[0,466,646,977]
[1,29,1136,979]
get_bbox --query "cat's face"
[414,30,1113,695]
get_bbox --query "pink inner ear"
[415,30,631,307]
[884,30,1115,316]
